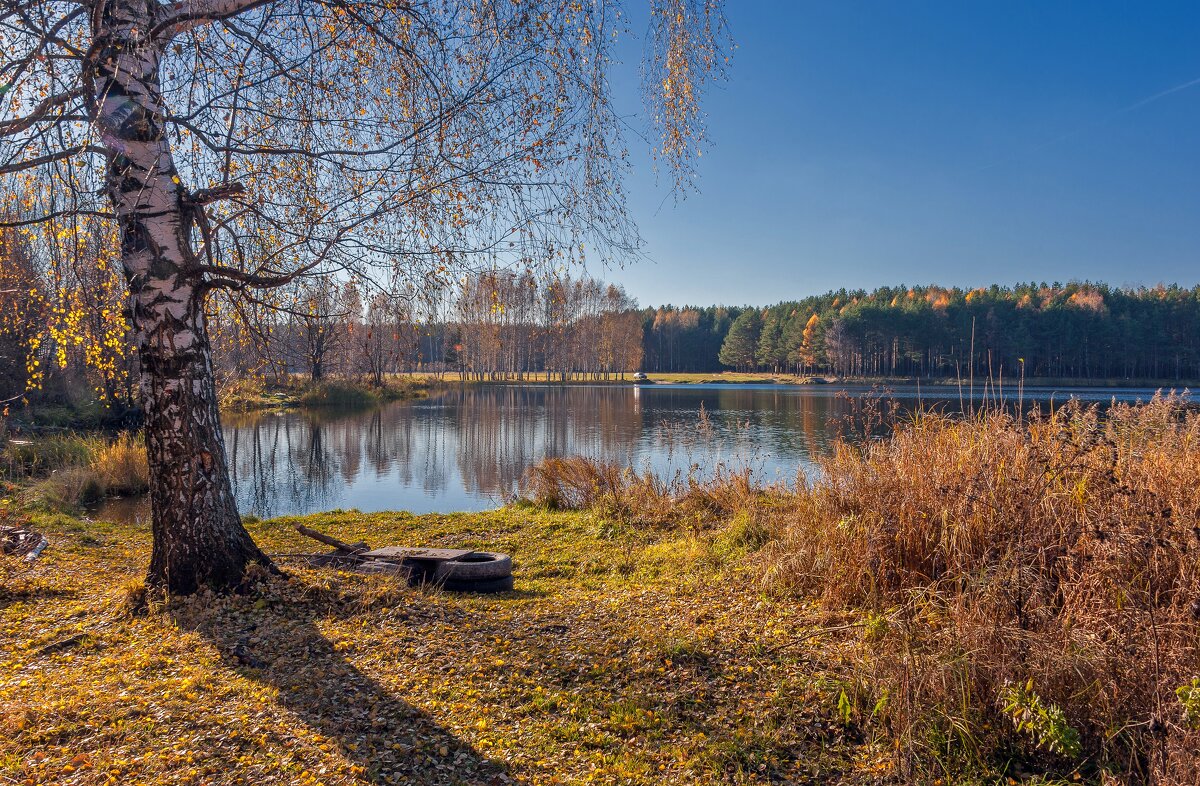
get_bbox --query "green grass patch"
[0,505,870,785]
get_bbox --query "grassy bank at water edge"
[219,378,430,412]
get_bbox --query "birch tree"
[0,0,728,592]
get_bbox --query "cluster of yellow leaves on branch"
[0,207,128,401]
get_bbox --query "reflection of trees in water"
[445,386,645,499]
[633,388,849,481]
[633,387,944,482]
[101,386,1139,523]
[219,387,652,515]
[224,413,346,519]
[216,386,980,518]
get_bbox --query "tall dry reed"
[762,397,1200,782]
[520,455,773,530]
[12,431,148,510]
[90,431,149,496]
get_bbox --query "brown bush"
[521,456,628,512]
[520,455,773,530]
[762,397,1200,782]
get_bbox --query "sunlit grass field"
[1,508,874,785]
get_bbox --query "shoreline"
[9,372,1189,434]
[389,371,1199,389]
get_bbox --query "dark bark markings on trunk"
[92,0,270,593]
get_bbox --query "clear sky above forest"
[608,1,1200,308]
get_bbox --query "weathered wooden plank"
[294,524,368,553]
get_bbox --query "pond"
[93,383,1170,523]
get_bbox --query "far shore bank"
[7,371,1190,436]
[389,370,1199,390]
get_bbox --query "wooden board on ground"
[362,547,475,563]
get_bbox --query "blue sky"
[605,1,1200,308]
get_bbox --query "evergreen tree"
[756,312,785,371]
[719,309,763,370]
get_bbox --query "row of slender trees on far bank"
[2,233,653,405]
[212,280,1200,384]
[450,272,644,381]
[203,271,646,385]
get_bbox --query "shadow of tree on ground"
[171,577,508,786]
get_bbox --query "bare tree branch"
[153,0,275,39]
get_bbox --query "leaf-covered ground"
[0,508,889,785]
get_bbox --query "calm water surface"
[94,383,1167,523]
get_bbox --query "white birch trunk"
[91,0,271,593]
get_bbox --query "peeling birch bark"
[90,0,271,594]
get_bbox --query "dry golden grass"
[89,432,149,497]
[520,456,772,532]
[11,432,148,511]
[764,397,1200,783]
[523,397,1200,783]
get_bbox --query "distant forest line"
[8,273,1200,405]
[648,282,1200,382]
[132,278,1200,387]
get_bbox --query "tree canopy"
[714,283,1200,381]
[0,0,730,592]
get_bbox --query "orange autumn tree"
[0,0,729,593]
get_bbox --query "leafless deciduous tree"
[0,0,728,592]
[451,271,642,380]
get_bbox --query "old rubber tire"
[439,575,514,594]
[433,552,512,582]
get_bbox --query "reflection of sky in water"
[94,384,1171,523]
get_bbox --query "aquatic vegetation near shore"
[220,377,430,412]
[3,432,148,512]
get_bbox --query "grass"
[3,432,148,513]
[88,433,150,497]
[525,396,1200,783]
[294,380,382,408]
[389,371,831,386]
[4,398,141,432]
[757,397,1200,783]
[1,434,100,478]
[0,508,875,786]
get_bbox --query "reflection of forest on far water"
[94,383,1166,524]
